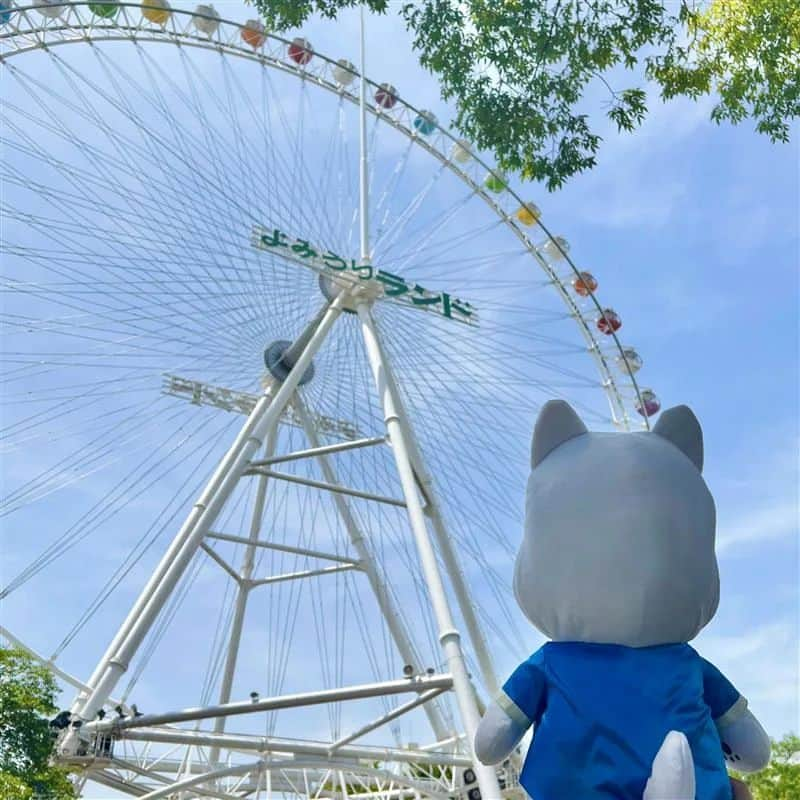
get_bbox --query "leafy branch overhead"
[252,0,799,190]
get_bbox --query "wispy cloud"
[717,501,798,554]
[713,427,798,555]
[696,619,799,736]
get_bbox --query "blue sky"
[1,3,798,795]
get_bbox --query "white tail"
[643,730,695,800]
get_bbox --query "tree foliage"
[733,734,800,800]
[0,647,76,800]
[251,0,799,190]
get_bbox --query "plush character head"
[514,401,719,648]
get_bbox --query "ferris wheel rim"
[1,0,650,430]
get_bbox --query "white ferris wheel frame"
[1,4,650,798]
[0,1,649,429]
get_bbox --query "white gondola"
[193,3,219,35]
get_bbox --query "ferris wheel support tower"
[57,10,503,794]
[62,275,502,796]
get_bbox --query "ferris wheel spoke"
[253,64,344,253]
[1,397,189,520]
[370,162,449,261]
[0,404,214,598]
[85,49,278,333]
[10,65,282,338]
[382,217,505,282]
[372,138,415,240]
[2,138,277,337]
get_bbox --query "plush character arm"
[474,700,530,765]
[701,658,771,773]
[715,700,771,773]
[474,654,547,766]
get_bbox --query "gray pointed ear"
[532,400,588,468]
[652,405,703,471]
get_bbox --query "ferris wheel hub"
[318,272,364,313]
[264,340,316,385]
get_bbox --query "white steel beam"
[245,467,407,508]
[89,770,148,797]
[118,728,472,768]
[206,531,360,565]
[356,303,501,798]
[85,674,453,733]
[251,435,386,466]
[352,325,499,695]
[105,758,243,800]
[419,734,465,751]
[137,759,265,800]
[138,758,452,800]
[68,295,349,729]
[210,430,277,762]
[358,4,370,264]
[292,395,451,741]
[328,687,447,754]
[199,542,241,583]
[248,563,362,587]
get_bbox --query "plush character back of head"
[514,401,719,648]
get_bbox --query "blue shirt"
[500,642,741,800]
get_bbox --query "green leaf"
[250,0,798,189]
[0,648,76,799]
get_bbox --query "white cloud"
[696,619,799,737]
[717,501,799,554]
[540,91,717,229]
[711,428,799,556]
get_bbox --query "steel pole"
[358,328,499,695]
[70,296,347,727]
[210,431,278,763]
[293,395,450,741]
[358,5,370,263]
[356,304,501,799]
[73,387,268,713]
[118,729,472,767]
[87,675,453,733]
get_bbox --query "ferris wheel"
[1,3,660,799]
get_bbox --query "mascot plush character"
[474,401,770,799]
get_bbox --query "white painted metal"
[328,687,447,754]
[210,432,278,762]
[356,303,502,798]
[0,4,647,429]
[69,294,349,728]
[205,531,360,565]
[252,435,386,466]
[99,758,244,800]
[246,467,407,507]
[85,674,453,733]
[359,4,370,264]
[247,563,362,587]
[134,758,453,800]
[138,759,266,800]
[200,542,242,583]
[365,337,500,695]
[119,728,472,768]
[292,395,451,741]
